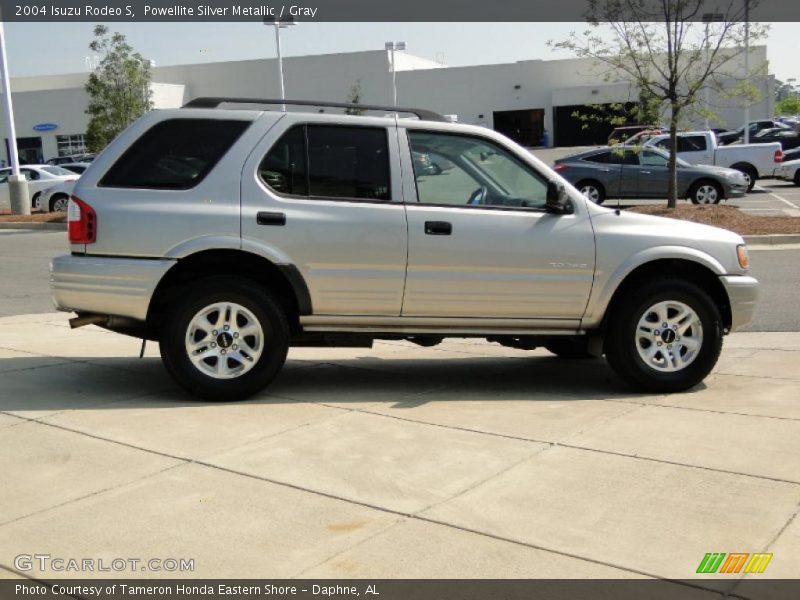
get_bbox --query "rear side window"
[259,124,391,201]
[678,136,707,152]
[100,119,250,189]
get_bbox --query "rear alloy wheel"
[577,181,605,205]
[160,277,289,401]
[50,194,70,213]
[689,181,722,205]
[605,279,722,392]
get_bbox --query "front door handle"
[257,211,286,226]
[425,221,452,235]
[640,170,652,175]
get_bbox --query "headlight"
[737,244,750,270]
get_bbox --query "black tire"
[545,338,596,359]
[732,164,757,192]
[576,180,606,205]
[605,279,723,393]
[688,180,723,205]
[49,193,70,213]
[31,192,41,210]
[160,276,289,401]
[794,170,800,186]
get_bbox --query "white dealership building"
[0,46,773,164]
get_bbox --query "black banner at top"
[0,0,799,22]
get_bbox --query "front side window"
[678,136,707,152]
[100,119,250,189]
[259,125,391,201]
[639,151,669,167]
[407,130,548,210]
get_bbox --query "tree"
[551,0,766,208]
[344,79,365,115]
[85,25,153,152]
[775,96,800,116]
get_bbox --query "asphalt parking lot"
[0,313,799,594]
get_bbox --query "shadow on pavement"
[0,353,688,415]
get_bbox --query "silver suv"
[51,98,758,400]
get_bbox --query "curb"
[743,234,800,245]
[0,221,66,231]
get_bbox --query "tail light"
[68,196,97,244]
[774,149,784,163]
[553,164,569,172]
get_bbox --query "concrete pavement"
[0,313,798,592]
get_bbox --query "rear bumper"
[50,254,175,321]
[719,275,759,332]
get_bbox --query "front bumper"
[719,275,759,332]
[724,180,748,198]
[50,254,175,321]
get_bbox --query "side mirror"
[546,181,571,214]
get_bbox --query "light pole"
[264,17,296,111]
[385,41,406,108]
[743,0,750,144]
[702,12,724,130]
[0,21,28,215]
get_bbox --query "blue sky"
[4,22,799,83]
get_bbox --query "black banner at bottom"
[2,579,799,600]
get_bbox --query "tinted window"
[584,151,620,165]
[259,126,308,196]
[307,126,390,200]
[100,119,250,189]
[678,136,707,152]
[259,125,391,201]
[408,130,548,210]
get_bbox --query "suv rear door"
[241,115,408,316]
[399,126,595,321]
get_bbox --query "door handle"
[640,170,652,175]
[425,221,452,235]
[257,211,286,226]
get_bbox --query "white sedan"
[0,165,78,211]
[775,159,800,185]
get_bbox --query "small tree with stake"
[85,25,153,153]
[551,0,766,208]
[345,79,365,115]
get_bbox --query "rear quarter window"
[99,118,250,189]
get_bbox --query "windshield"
[42,166,75,176]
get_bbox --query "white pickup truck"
[645,131,783,191]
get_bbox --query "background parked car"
[40,180,78,212]
[775,159,800,185]
[57,162,91,175]
[0,165,78,211]
[607,125,666,145]
[553,146,748,204]
[735,127,800,151]
[46,154,95,166]
[716,120,792,145]
[644,130,782,191]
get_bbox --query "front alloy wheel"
[605,279,722,393]
[634,301,703,372]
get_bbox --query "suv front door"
[400,128,595,322]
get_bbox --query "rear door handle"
[425,221,452,235]
[257,211,286,226]
[640,170,652,175]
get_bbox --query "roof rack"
[182,97,446,122]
